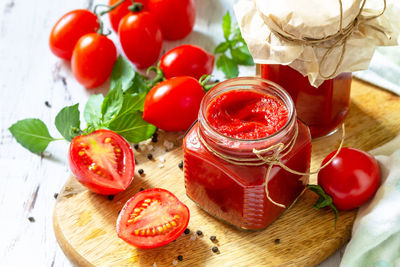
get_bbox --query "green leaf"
[101,81,124,124]
[109,111,156,143]
[110,92,147,125]
[125,72,149,95]
[9,119,57,154]
[55,104,81,142]
[231,45,254,66]
[307,184,338,227]
[214,42,230,54]
[84,94,104,129]
[216,54,239,78]
[222,12,232,40]
[110,56,135,91]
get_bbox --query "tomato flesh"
[69,129,135,195]
[117,188,190,249]
[318,147,380,210]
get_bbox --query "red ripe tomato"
[108,0,148,32]
[143,76,205,131]
[71,33,117,89]
[160,45,215,80]
[318,147,380,210]
[118,11,163,69]
[49,9,99,60]
[148,0,195,40]
[69,129,135,195]
[117,188,190,249]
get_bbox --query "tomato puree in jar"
[206,90,289,140]
[183,77,311,230]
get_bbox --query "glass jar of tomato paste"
[183,77,311,230]
[260,65,352,138]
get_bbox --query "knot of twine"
[198,124,345,208]
[269,0,387,79]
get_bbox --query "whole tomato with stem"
[160,45,215,80]
[143,76,205,131]
[69,129,135,195]
[49,9,99,60]
[108,0,148,32]
[148,0,195,40]
[118,11,163,69]
[71,33,117,89]
[317,147,380,211]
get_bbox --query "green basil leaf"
[216,54,239,78]
[55,104,81,142]
[231,45,254,66]
[214,42,230,54]
[110,92,147,125]
[9,119,57,154]
[101,81,124,124]
[109,111,156,143]
[125,72,149,94]
[84,94,104,129]
[222,12,232,40]
[110,56,135,91]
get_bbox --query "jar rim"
[198,77,296,145]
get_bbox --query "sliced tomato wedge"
[69,129,135,195]
[117,188,190,249]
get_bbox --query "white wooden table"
[0,0,344,265]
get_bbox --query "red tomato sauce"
[206,90,289,139]
[261,64,351,138]
[183,84,311,230]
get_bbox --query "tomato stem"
[199,75,219,92]
[128,1,144,13]
[146,66,166,89]
[93,0,126,35]
[306,184,338,228]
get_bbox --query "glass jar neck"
[198,77,297,159]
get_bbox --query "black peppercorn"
[184,228,190,235]
[196,230,203,236]
[274,238,280,244]
[28,217,35,223]
[139,188,144,192]
[147,153,153,160]
[210,235,217,242]
[212,246,219,253]
[178,161,183,169]
[53,193,59,199]
[177,255,183,261]
[138,169,144,175]
[44,101,51,108]
[134,144,139,150]
[107,195,114,201]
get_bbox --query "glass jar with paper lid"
[234,0,398,138]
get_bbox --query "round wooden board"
[54,80,400,266]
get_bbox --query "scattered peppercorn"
[107,195,114,201]
[177,255,183,261]
[139,188,144,192]
[210,236,217,242]
[134,144,139,150]
[44,101,51,108]
[212,246,219,253]
[274,238,280,244]
[196,230,203,236]
[147,153,153,160]
[184,228,190,235]
[178,161,183,169]
[151,136,158,143]
[138,169,144,175]
[53,193,58,199]
[28,217,35,223]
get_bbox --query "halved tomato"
[117,188,190,249]
[69,129,135,195]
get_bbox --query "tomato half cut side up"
[69,129,135,195]
[117,188,190,249]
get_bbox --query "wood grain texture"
[53,79,400,266]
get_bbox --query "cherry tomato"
[117,188,190,249]
[71,33,117,89]
[118,11,163,69]
[69,129,135,195]
[318,147,380,210]
[49,9,99,60]
[148,0,195,40]
[160,45,215,80]
[108,0,148,32]
[143,76,205,131]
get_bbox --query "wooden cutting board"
[53,79,400,267]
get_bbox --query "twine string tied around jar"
[268,0,387,79]
[198,124,346,208]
